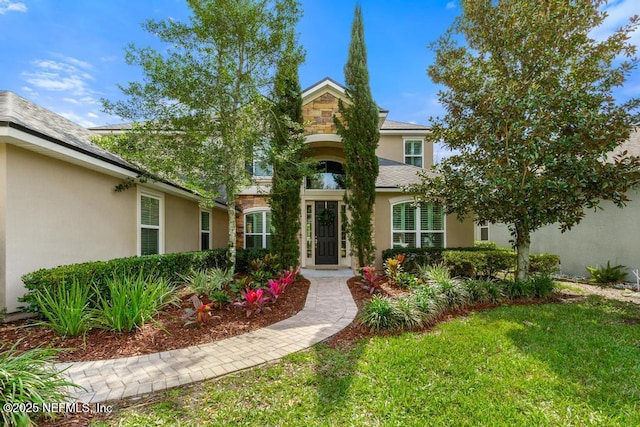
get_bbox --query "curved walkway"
[56,270,357,404]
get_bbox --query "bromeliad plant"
[182,295,215,326]
[235,288,270,317]
[359,266,381,294]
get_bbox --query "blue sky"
[1,0,639,137]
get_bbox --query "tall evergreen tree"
[335,4,380,267]
[268,37,308,268]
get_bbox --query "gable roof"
[380,119,430,131]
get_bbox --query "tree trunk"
[515,224,530,282]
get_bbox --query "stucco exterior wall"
[488,191,640,280]
[376,135,434,169]
[0,144,7,311]
[4,145,137,312]
[446,214,475,248]
[211,207,229,249]
[164,193,199,254]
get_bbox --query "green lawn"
[93,296,640,426]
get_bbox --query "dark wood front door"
[315,201,339,265]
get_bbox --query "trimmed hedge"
[20,248,272,313]
[382,247,559,278]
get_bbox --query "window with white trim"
[201,210,211,250]
[245,210,272,249]
[392,202,444,248]
[478,221,489,241]
[404,138,423,167]
[252,142,273,177]
[140,193,162,255]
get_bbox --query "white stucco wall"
[488,189,640,280]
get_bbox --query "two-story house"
[237,78,474,270]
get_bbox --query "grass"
[93,296,640,426]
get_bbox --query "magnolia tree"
[408,0,640,280]
[101,0,301,271]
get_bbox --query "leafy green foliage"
[32,279,93,337]
[359,295,400,331]
[443,249,515,279]
[586,261,627,283]
[393,296,424,330]
[417,263,451,283]
[408,0,640,281]
[92,272,178,333]
[100,0,302,271]
[0,343,80,426]
[529,254,561,276]
[463,279,502,304]
[268,35,311,270]
[334,4,380,267]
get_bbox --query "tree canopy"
[408,0,640,280]
[100,0,301,270]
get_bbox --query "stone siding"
[302,92,341,135]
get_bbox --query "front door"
[315,201,339,265]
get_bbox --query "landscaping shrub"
[381,248,448,273]
[417,263,451,283]
[20,249,228,313]
[529,254,560,276]
[411,286,445,324]
[394,296,424,330]
[430,279,471,311]
[586,261,627,284]
[359,295,400,331]
[529,275,556,298]
[92,272,178,332]
[463,279,503,304]
[0,342,80,426]
[32,278,93,337]
[180,267,233,299]
[443,250,515,279]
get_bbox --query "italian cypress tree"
[335,4,380,267]
[268,38,308,268]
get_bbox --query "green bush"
[463,279,503,304]
[32,279,93,337]
[529,275,556,298]
[443,250,515,279]
[359,295,400,331]
[0,342,80,426]
[473,241,498,249]
[180,267,233,299]
[410,286,445,324]
[586,261,627,284]
[530,254,560,276]
[394,296,424,330]
[430,279,471,311]
[20,249,231,313]
[92,272,178,333]
[417,264,451,283]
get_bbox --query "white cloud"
[87,112,99,119]
[58,111,98,128]
[591,0,640,46]
[0,0,27,15]
[446,2,456,9]
[22,57,97,100]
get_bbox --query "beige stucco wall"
[376,135,434,169]
[0,144,7,311]
[488,190,640,280]
[211,207,229,249]
[4,145,137,312]
[164,193,199,253]
[447,213,475,248]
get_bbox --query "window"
[404,138,423,167]
[245,210,272,249]
[251,142,273,177]
[140,193,163,255]
[478,221,489,241]
[306,161,346,190]
[201,210,211,250]
[392,202,444,248]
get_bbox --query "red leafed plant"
[360,266,381,294]
[182,295,215,326]
[235,288,270,317]
[266,279,286,302]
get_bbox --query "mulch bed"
[0,279,310,363]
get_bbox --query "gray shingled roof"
[0,91,134,170]
[380,119,430,131]
[377,157,434,188]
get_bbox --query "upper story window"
[404,138,424,168]
[245,210,272,249]
[306,161,345,190]
[139,192,164,256]
[252,147,273,177]
[392,201,444,248]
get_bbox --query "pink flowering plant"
[182,295,215,326]
[265,278,286,302]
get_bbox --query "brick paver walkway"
[55,272,357,403]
